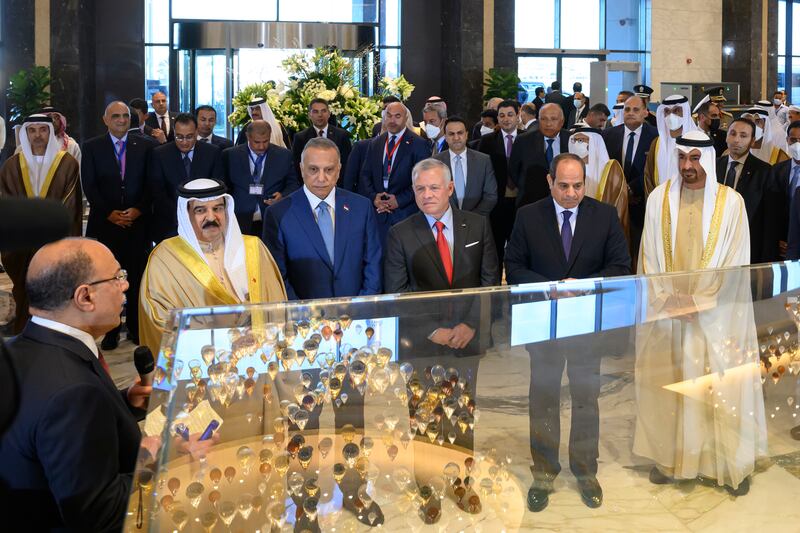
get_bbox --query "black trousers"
[490,196,517,267]
[527,337,602,479]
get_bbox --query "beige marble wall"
[650,0,722,101]
[34,0,50,67]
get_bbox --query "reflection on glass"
[518,57,558,104]
[195,53,228,137]
[145,46,170,104]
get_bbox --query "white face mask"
[480,125,494,136]
[424,123,441,139]
[754,125,764,141]
[774,99,784,106]
[573,99,583,109]
[665,113,683,131]
[569,140,589,159]
[789,142,800,161]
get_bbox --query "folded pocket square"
[465,241,480,248]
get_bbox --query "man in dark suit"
[149,112,224,242]
[263,137,381,300]
[384,157,499,292]
[509,102,570,208]
[602,95,658,258]
[544,81,565,108]
[342,138,370,192]
[696,101,727,157]
[129,98,165,143]
[81,101,155,349]
[718,118,787,263]
[0,238,154,531]
[144,90,177,142]
[478,100,524,264]
[469,97,502,142]
[223,120,298,236]
[505,153,631,513]
[434,116,497,217]
[292,98,352,183]
[195,105,233,150]
[773,121,800,258]
[532,87,546,116]
[359,101,431,243]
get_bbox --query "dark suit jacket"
[477,129,521,200]
[716,154,785,263]
[509,129,570,208]
[384,209,500,293]
[359,130,432,232]
[787,187,800,260]
[263,187,382,300]
[602,123,658,224]
[505,196,631,283]
[433,149,498,217]
[532,96,545,115]
[82,132,156,248]
[342,138,370,192]
[222,143,299,234]
[0,322,145,531]
[200,134,233,150]
[291,125,352,184]
[566,103,590,128]
[145,111,178,142]
[149,140,224,242]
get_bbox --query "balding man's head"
[539,103,565,137]
[486,97,503,111]
[103,101,131,138]
[384,102,408,134]
[27,238,128,336]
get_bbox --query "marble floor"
[4,269,800,532]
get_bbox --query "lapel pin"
[343,204,350,212]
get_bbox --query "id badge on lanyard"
[383,135,402,189]
[249,151,266,195]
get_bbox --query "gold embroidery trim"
[19,151,67,198]
[661,181,728,272]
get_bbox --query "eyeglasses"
[175,135,195,142]
[86,269,128,287]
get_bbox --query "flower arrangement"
[229,47,414,140]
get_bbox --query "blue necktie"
[182,153,191,178]
[316,201,334,265]
[624,131,635,177]
[545,138,555,167]
[561,210,573,260]
[453,154,466,208]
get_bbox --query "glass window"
[235,49,314,90]
[562,57,598,97]
[381,48,401,79]
[779,1,786,56]
[518,56,558,100]
[145,46,170,105]
[605,0,642,50]
[560,0,601,49]
[280,0,378,23]
[779,56,787,92]
[384,0,401,46]
[792,57,800,104]
[144,0,169,43]
[195,53,229,136]
[515,0,556,48]
[172,0,277,20]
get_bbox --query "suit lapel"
[333,191,349,275]
[451,209,467,280]
[464,150,479,200]
[291,193,334,271]
[566,200,590,271]
[390,133,412,179]
[412,213,449,284]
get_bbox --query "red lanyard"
[384,134,403,174]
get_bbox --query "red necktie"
[434,221,453,286]
[98,351,112,377]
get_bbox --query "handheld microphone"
[133,346,155,386]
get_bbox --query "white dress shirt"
[621,124,644,164]
[449,148,469,187]
[158,114,170,134]
[553,198,578,236]
[725,153,748,189]
[315,126,329,138]
[423,205,454,260]
[30,316,99,359]
[304,184,336,230]
[544,135,561,158]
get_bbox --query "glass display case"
[124,262,800,531]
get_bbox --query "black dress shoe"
[725,477,749,497]
[576,477,603,508]
[527,477,554,513]
[648,467,673,485]
[100,333,119,351]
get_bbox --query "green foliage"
[483,68,522,101]
[229,48,414,140]
[6,66,51,123]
